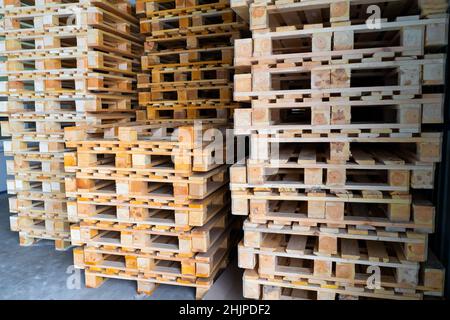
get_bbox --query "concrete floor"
[0,193,243,300]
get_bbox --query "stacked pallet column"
[0,0,142,249]
[66,122,237,298]
[137,0,246,120]
[231,0,447,299]
[64,0,246,297]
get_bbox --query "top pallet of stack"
[231,0,449,29]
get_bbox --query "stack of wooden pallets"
[65,121,239,298]
[231,0,447,299]
[0,0,143,250]
[63,0,246,297]
[137,0,246,120]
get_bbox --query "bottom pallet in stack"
[239,229,445,300]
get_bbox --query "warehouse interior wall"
[432,27,450,298]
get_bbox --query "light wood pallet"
[73,228,235,299]
[238,241,445,298]
[8,192,70,220]
[142,45,234,69]
[234,53,446,103]
[64,120,230,172]
[144,30,241,55]
[66,163,229,202]
[242,219,428,262]
[232,191,435,233]
[64,121,233,221]
[242,255,444,300]
[137,0,232,17]
[71,206,234,254]
[233,14,447,64]
[143,101,238,120]
[232,15,448,127]
[231,144,437,188]
[232,158,435,191]
[73,216,239,279]
[140,7,243,37]
[139,65,234,95]
[67,185,230,228]
[234,94,445,134]
[231,0,448,28]
[9,215,72,250]
[240,132,442,163]
[2,112,133,143]
[2,96,139,113]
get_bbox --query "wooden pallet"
[242,219,428,262]
[241,132,442,163]
[242,263,443,300]
[231,0,448,29]
[234,93,445,133]
[5,113,133,140]
[8,195,70,221]
[2,95,138,113]
[231,149,435,192]
[140,65,233,87]
[142,81,232,99]
[6,71,136,93]
[65,163,229,200]
[2,0,135,14]
[238,242,445,297]
[3,27,143,58]
[137,0,231,17]
[74,217,238,278]
[71,206,235,254]
[68,186,229,228]
[76,247,229,299]
[6,173,65,194]
[142,45,234,69]
[144,101,237,120]
[232,185,434,230]
[3,138,71,156]
[140,8,242,36]
[235,196,435,232]
[138,0,244,120]
[145,30,241,53]
[231,145,436,188]
[234,55,445,103]
[144,19,245,43]
[234,15,447,66]
[9,215,72,250]
[232,163,428,192]
[64,120,229,172]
